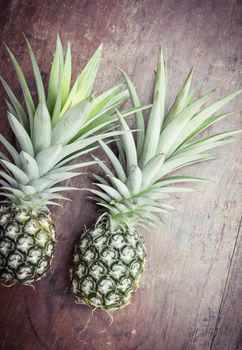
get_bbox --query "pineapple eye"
[27,248,42,264]
[81,277,95,294]
[72,279,79,294]
[110,234,125,248]
[74,252,81,262]
[0,255,5,266]
[17,235,34,253]
[83,247,97,261]
[76,262,87,277]
[45,242,55,256]
[130,260,143,276]
[36,231,48,247]
[15,210,30,223]
[98,277,115,294]
[0,271,15,281]
[136,242,146,258]
[89,296,102,307]
[93,235,108,247]
[37,259,50,274]
[80,238,89,249]
[100,247,118,265]
[24,220,39,235]
[7,252,23,269]
[38,216,51,231]
[5,223,19,239]
[121,246,136,261]
[125,233,138,245]
[91,228,103,238]
[89,262,107,280]
[119,276,133,290]
[17,265,34,281]
[0,213,12,226]
[105,290,122,305]
[0,238,14,255]
[110,262,127,279]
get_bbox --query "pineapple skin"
[0,206,56,285]
[71,219,146,311]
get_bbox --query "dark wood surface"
[0,1,242,349]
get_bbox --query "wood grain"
[0,0,242,349]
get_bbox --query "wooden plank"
[0,0,241,349]
[210,217,242,350]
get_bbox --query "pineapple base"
[71,218,146,311]
[0,205,56,285]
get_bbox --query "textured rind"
[0,205,56,285]
[71,219,146,311]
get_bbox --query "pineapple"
[0,36,130,286]
[71,46,242,311]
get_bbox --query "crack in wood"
[209,216,242,350]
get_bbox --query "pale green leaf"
[5,45,35,132]
[61,42,72,107]
[0,76,29,130]
[151,186,196,194]
[8,113,34,157]
[87,84,125,120]
[19,185,36,195]
[108,176,131,198]
[30,172,82,192]
[5,100,17,119]
[33,102,52,153]
[183,111,234,141]
[156,153,218,178]
[55,145,98,167]
[0,159,29,184]
[153,175,207,188]
[118,67,145,157]
[140,45,166,166]
[58,130,125,162]
[116,139,126,169]
[92,156,114,177]
[0,151,10,162]
[19,151,39,180]
[35,144,62,176]
[95,183,122,201]
[141,153,165,189]
[116,109,137,171]
[157,91,213,156]
[87,188,112,202]
[1,187,25,198]
[125,165,142,194]
[0,192,15,201]
[92,173,109,185]
[164,67,193,127]
[0,133,21,166]
[0,170,18,186]
[25,35,46,103]
[174,89,242,148]
[99,140,126,182]
[48,186,80,193]
[175,130,242,156]
[51,64,64,126]
[51,100,90,144]
[68,44,102,109]
[47,36,64,115]
[50,161,96,174]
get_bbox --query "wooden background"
[0,0,242,349]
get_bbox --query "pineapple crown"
[89,45,242,230]
[0,35,138,210]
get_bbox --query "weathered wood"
[210,217,242,350]
[0,0,242,349]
